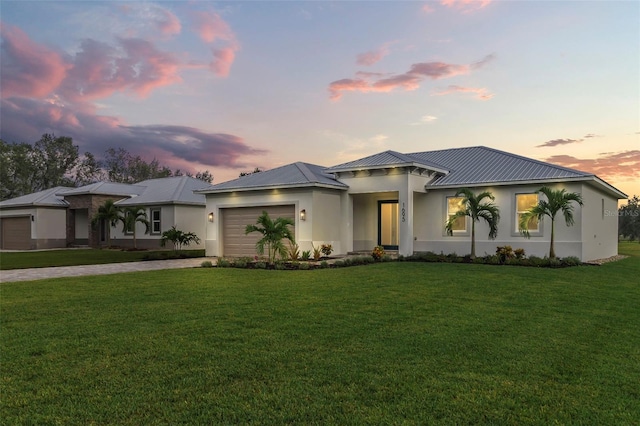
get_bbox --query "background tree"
[619,195,640,242]
[32,134,78,189]
[73,152,105,186]
[239,167,263,177]
[118,207,150,250]
[446,188,500,259]
[520,186,584,258]
[160,226,201,251]
[91,200,121,248]
[0,140,38,200]
[245,211,295,263]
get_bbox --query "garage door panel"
[1,217,31,250]
[222,205,295,258]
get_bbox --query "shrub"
[233,258,248,268]
[255,261,267,269]
[527,255,546,267]
[514,248,526,259]
[288,242,300,261]
[560,256,582,267]
[496,246,514,264]
[200,260,213,268]
[381,255,393,262]
[312,245,322,261]
[301,250,311,261]
[333,260,345,268]
[320,260,329,269]
[217,258,231,268]
[274,261,286,270]
[321,244,333,256]
[372,245,385,261]
[298,262,310,270]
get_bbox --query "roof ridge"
[295,162,321,183]
[170,175,189,201]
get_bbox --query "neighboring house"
[198,146,626,261]
[0,176,212,250]
[0,186,71,250]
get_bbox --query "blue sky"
[1,1,638,197]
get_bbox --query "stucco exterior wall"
[0,206,67,249]
[413,183,586,259]
[580,183,619,261]
[109,205,205,250]
[204,188,345,257]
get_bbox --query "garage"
[0,216,32,250]
[221,205,295,258]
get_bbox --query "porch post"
[398,184,413,257]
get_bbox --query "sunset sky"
[1,1,638,199]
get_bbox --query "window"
[516,193,539,232]
[150,208,161,234]
[447,196,467,232]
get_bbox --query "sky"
[1,0,638,199]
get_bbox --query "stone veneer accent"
[64,194,127,247]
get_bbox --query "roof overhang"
[326,162,449,176]
[426,176,628,199]
[197,182,349,195]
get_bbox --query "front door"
[378,200,399,250]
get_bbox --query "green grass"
[0,249,205,270]
[1,251,639,424]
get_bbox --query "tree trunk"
[470,220,476,259]
[549,219,556,259]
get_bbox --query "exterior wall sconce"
[300,209,306,221]
[208,212,214,222]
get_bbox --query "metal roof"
[116,176,212,206]
[407,146,593,188]
[0,186,71,208]
[324,150,448,174]
[197,162,348,193]
[56,182,146,197]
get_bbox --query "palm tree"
[245,211,295,263]
[519,186,583,259]
[118,206,150,250]
[91,199,120,248]
[446,188,500,259]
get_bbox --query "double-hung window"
[515,193,539,233]
[150,208,161,234]
[447,196,467,233]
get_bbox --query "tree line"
[0,134,213,201]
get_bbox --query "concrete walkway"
[0,258,212,283]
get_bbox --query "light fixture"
[300,209,306,221]
[208,212,214,222]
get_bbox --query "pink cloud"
[432,85,494,100]
[60,37,182,101]
[0,22,69,98]
[356,44,391,66]
[422,4,436,13]
[441,0,492,12]
[210,47,236,77]
[545,151,640,181]
[329,54,494,100]
[191,11,233,43]
[156,9,181,37]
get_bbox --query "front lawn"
[0,248,205,270]
[1,253,639,424]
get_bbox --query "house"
[198,146,626,261]
[0,176,212,250]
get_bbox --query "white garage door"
[1,216,31,250]
[221,205,295,258]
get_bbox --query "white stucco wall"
[110,205,205,249]
[0,206,67,248]
[414,183,587,259]
[204,188,345,257]
[580,183,619,261]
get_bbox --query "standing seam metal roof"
[0,186,71,208]
[199,162,348,192]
